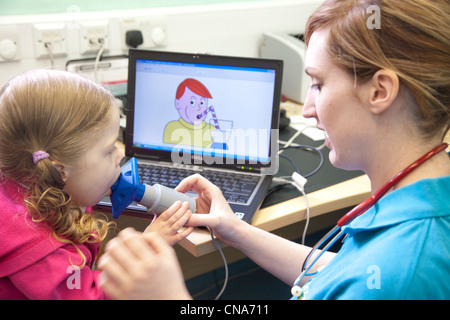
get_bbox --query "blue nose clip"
[110,157,145,219]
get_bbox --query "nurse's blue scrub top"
[295,176,450,300]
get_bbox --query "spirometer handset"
[109,157,196,218]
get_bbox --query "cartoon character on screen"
[163,78,232,150]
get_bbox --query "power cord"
[273,172,310,245]
[291,172,310,245]
[92,37,105,83]
[44,42,54,69]
[278,144,324,179]
[208,228,228,300]
[279,124,327,153]
[278,125,325,179]
[204,171,310,300]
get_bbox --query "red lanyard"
[300,142,448,277]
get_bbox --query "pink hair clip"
[33,150,49,164]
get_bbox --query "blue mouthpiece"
[110,157,196,218]
[110,157,144,218]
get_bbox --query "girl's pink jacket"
[0,178,109,299]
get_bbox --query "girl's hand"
[144,201,193,246]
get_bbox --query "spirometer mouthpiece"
[110,157,196,219]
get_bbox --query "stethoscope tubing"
[294,142,448,290]
[295,225,343,286]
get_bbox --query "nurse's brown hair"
[305,0,450,140]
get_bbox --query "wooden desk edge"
[179,174,371,257]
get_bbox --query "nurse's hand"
[98,228,191,300]
[175,174,246,247]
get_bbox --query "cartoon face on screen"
[175,78,211,125]
[163,78,216,148]
[163,78,233,149]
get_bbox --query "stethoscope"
[291,142,449,299]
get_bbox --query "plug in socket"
[79,20,109,55]
[33,23,67,59]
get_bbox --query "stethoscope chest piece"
[291,285,303,299]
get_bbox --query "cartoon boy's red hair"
[176,78,212,99]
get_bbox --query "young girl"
[0,69,193,299]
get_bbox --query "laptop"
[97,49,283,223]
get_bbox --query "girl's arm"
[7,244,110,300]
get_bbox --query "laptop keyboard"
[137,163,260,204]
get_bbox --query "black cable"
[279,153,300,174]
[279,144,324,178]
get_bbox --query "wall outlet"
[79,20,109,55]
[120,15,167,50]
[0,25,20,62]
[33,23,67,59]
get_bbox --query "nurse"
[98,0,450,300]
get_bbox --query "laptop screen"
[126,49,282,173]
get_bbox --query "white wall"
[0,0,321,86]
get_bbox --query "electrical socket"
[0,25,21,62]
[79,20,109,55]
[120,15,167,50]
[33,23,67,59]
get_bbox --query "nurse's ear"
[368,69,399,115]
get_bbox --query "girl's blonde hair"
[0,69,117,266]
[305,0,450,140]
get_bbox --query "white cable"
[291,172,310,245]
[94,39,105,83]
[273,174,310,245]
[44,42,54,69]
[293,182,310,245]
[209,228,228,300]
[207,172,308,299]
[292,171,307,189]
[278,125,328,153]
